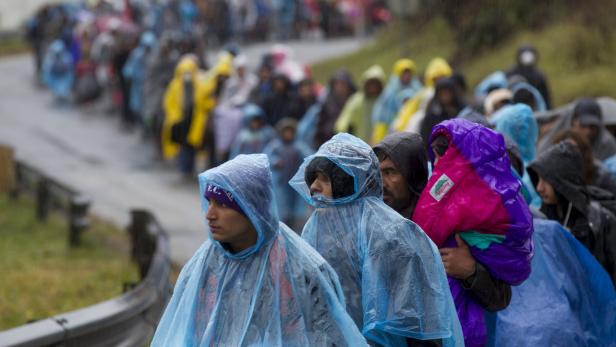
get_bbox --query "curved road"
[0,38,365,265]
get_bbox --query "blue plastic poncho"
[42,39,74,100]
[264,138,313,225]
[490,103,538,163]
[289,133,464,347]
[474,71,508,102]
[123,31,156,117]
[229,104,275,159]
[296,103,321,150]
[490,103,542,208]
[373,75,422,127]
[151,154,368,346]
[510,82,547,112]
[604,154,616,180]
[486,219,616,346]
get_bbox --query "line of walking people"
[151,46,616,346]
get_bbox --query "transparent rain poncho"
[487,219,616,346]
[289,133,464,347]
[42,39,74,99]
[151,154,368,347]
[490,103,542,208]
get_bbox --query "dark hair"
[552,130,596,184]
[431,135,450,157]
[304,157,355,199]
[513,88,536,110]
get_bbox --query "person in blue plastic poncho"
[289,133,464,347]
[510,82,547,113]
[122,31,157,125]
[474,71,508,105]
[229,103,275,159]
[371,59,422,143]
[42,39,75,101]
[264,118,313,230]
[490,103,542,208]
[151,154,368,346]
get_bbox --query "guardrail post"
[36,178,50,221]
[9,162,21,200]
[0,144,16,194]
[129,209,155,278]
[69,195,90,247]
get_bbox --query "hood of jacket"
[528,141,589,215]
[373,132,429,197]
[424,57,453,88]
[290,133,382,207]
[198,154,278,259]
[490,103,538,164]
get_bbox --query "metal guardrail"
[0,161,172,347]
[11,160,90,246]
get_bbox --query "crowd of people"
[149,50,616,346]
[26,0,390,106]
[26,1,616,346]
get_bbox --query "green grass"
[0,36,29,57]
[0,194,139,330]
[312,18,616,106]
[312,18,455,85]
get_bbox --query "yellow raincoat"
[371,58,419,144]
[391,57,452,133]
[334,65,386,142]
[161,54,232,159]
[187,53,232,150]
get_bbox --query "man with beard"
[372,132,512,320]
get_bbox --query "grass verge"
[312,18,616,106]
[0,194,139,330]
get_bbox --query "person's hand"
[440,234,476,280]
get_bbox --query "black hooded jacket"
[373,132,512,311]
[260,74,294,127]
[420,77,466,145]
[529,142,616,282]
[373,132,429,216]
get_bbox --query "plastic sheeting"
[487,219,616,347]
[151,154,368,346]
[289,133,464,347]
[413,119,533,347]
